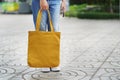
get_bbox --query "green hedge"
[65,4,120,19]
[65,12,120,19]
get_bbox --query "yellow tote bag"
[27,10,60,67]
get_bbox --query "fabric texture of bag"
[28,9,60,68]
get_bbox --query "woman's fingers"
[41,6,48,10]
[61,1,66,12]
[40,0,49,10]
[41,5,49,10]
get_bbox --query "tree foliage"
[70,0,119,13]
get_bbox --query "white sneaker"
[51,67,60,72]
[41,68,50,73]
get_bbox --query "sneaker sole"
[41,71,50,73]
[51,70,60,72]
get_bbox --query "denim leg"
[31,0,40,27]
[32,0,48,31]
[48,1,61,32]
[40,11,48,31]
[31,0,61,31]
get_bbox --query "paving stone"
[0,14,120,80]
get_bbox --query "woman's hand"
[40,0,49,10]
[61,0,66,12]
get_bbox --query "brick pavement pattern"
[0,14,120,80]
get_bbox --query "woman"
[31,0,66,72]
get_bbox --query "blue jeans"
[31,0,61,32]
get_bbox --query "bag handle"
[36,9,54,32]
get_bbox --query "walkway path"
[0,14,120,80]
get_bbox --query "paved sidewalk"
[0,14,120,80]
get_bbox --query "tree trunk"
[109,0,113,13]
